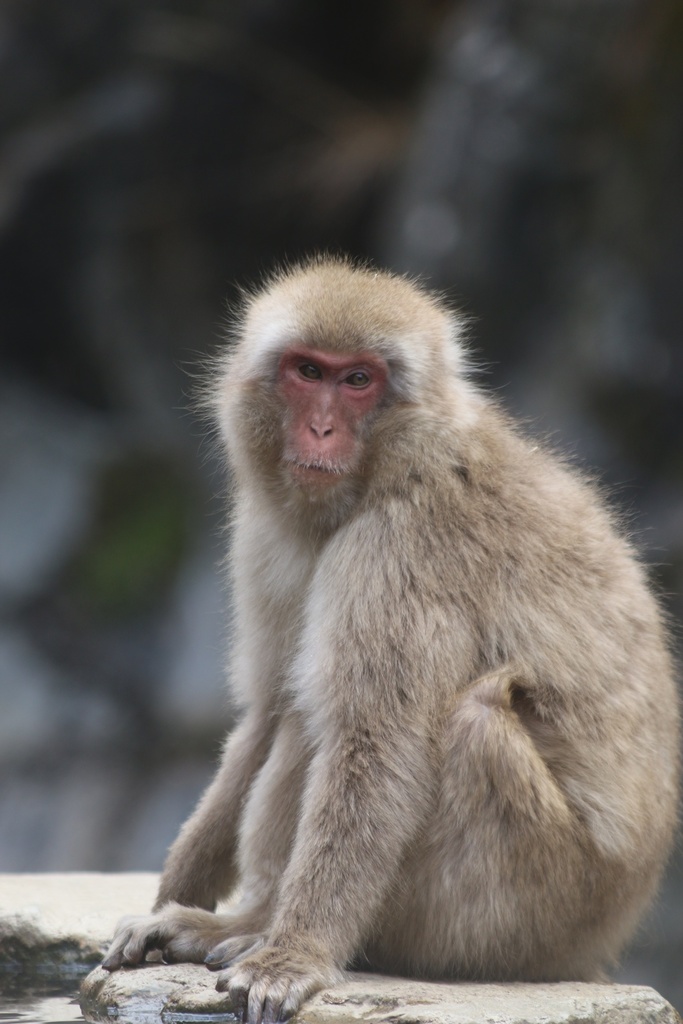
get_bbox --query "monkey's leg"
[379,668,606,981]
[102,710,275,971]
[205,713,311,969]
[103,713,310,972]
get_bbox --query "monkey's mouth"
[285,458,345,484]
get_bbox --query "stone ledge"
[0,875,679,1023]
[80,965,681,1024]
[0,871,158,987]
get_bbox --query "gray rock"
[0,872,158,985]
[80,966,682,1024]
[0,874,678,1022]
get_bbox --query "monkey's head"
[213,256,475,513]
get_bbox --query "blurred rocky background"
[0,0,681,1008]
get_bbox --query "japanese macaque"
[102,257,679,1024]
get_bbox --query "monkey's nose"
[310,422,333,438]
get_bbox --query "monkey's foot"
[102,905,240,970]
[216,942,341,1024]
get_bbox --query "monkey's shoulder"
[349,408,656,624]
[365,409,611,546]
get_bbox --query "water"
[0,958,240,1024]
[0,991,238,1024]
[0,995,84,1024]
[0,960,91,1024]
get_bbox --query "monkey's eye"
[298,363,322,381]
[344,371,371,388]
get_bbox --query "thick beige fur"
[103,256,680,1023]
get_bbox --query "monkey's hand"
[101,904,234,970]
[214,939,341,1024]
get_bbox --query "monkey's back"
[348,399,679,979]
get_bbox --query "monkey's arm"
[216,522,435,1020]
[219,719,430,1020]
[155,709,274,909]
[102,709,274,971]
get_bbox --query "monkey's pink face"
[277,347,388,486]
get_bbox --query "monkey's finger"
[215,964,239,993]
[247,980,270,1024]
[262,994,287,1024]
[162,932,212,965]
[222,976,248,1019]
[119,925,166,966]
[278,973,320,1023]
[101,933,135,971]
[101,947,125,971]
[102,913,173,970]
[205,959,229,972]
[254,974,294,1024]
[206,934,263,970]
[278,989,302,1023]
[229,940,264,967]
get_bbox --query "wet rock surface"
[0,873,679,1022]
[80,966,682,1024]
